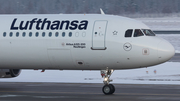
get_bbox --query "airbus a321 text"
[0,10,174,95]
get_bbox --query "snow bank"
[1,62,180,85]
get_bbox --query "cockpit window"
[142,29,155,36]
[134,29,144,37]
[125,29,133,37]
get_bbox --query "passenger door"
[92,20,108,50]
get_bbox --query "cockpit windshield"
[134,29,144,37]
[142,29,156,36]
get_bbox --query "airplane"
[0,9,175,95]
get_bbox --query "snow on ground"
[136,17,180,30]
[175,50,180,53]
[1,62,180,85]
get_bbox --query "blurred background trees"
[0,0,179,17]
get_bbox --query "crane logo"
[123,43,132,51]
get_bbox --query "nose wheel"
[102,84,115,95]
[101,68,115,95]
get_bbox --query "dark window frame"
[3,32,6,37]
[42,32,45,37]
[55,32,59,37]
[49,32,52,37]
[134,29,144,37]
[10,32,13,37]
[29,32,32,37]
[22,32,26,37]
[125,29,133,37]
[142,29,156,36]
[69,32,72,37]
[36,32,39,37]
[16,32,19,37]
[62,32,65,37]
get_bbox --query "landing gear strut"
[101,68,115,95]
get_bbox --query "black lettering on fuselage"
[36,19,42,30]
[10,18,89,30]
[69,20,78,30]
[29,18,38,30]
[79,20,88,30]
[51,21,60,30]
[60,21,70,30]
[19,21,29,30]
[10,18,18,30]
[41,18,51,30]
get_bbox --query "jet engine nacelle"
[0,69,21,78]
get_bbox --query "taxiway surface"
[0,82,180,101]
[169,53,180,62]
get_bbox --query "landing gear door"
[92,20,108,50]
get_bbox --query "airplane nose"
[158,40,175,63]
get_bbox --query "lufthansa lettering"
[10,18,88,30]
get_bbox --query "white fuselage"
[0,14,175,70]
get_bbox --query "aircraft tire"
[109,84,115,94]
[102,84,115,95]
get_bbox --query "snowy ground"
[1,62,180,85]
[1,17,180,84]
[136,17,180,30]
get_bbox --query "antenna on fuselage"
[100,8,105,15]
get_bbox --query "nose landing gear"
[101,68,115,95]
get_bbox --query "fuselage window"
[16,32,19,37]
[142,29,155,36]
[82,32,86,37]
[36,32,39,37]
[22,32,26,37]
[62,32,65,37]
[49,32,52,37]
[29,32,32,37]
[75,32,79,37]
[125,29,133,37]
[3,32,6,37]
[134,29,144,37]
[69,32,72,37]
[10,32,13,37]
[55,32,59,37]
[42,32,45,37]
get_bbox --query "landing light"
[104,77,108,81]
